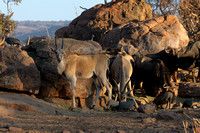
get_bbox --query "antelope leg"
[69,78,77,110]
[91,80,102,109]
[104,79,112,100]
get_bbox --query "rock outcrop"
[0,47,41,93]
[102,15,189,55]
[55,26,68,38]
[24,38,102,99]
[56,0,152,42]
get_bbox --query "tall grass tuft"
[183,113,200,133]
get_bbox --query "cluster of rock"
[56,1,189,55]
[0,0,198,109]
[56,0,152,42]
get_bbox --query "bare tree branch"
[80,6,87,11]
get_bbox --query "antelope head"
[112,78,131,103]
[54,37,65,63]
[51,37,66,75]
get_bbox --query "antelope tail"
[120,56,126,99]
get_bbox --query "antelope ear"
[49,45,56,53]
[0,36,5,45]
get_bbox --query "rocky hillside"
[13,21,70,42]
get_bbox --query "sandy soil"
[0,92,199,133]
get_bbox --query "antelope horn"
[125,88,133,95]
[26,36,30,46]
[112,78,119,101]
[61,37,64,49]
[122,79,131,94]
[112,78,119,92]
[55,36,58,50]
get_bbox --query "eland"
[111,52,134,102]
[51,37,112,111]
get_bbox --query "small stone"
[8,127,23,132]
[142,117,156,124]
[117,130,126,133]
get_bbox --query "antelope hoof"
[106,105,111,111]
[90,105,95,109]
[69,107,75,112]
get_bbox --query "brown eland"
[110,52,138,108]
[51,37,112,111]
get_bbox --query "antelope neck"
[57,59,66,75]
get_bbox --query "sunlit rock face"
[0,46,41,93]
[102,15,189,55]
[56,0,152,42]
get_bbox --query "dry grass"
[183,113,200,133]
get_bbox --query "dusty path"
[0,92,199,133]
[0,111,186,133]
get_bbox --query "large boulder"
[179,82,200,97]
[102,15,189,55]
[56,0,152,42]
[0,47,41,93]
[24,38,102,99]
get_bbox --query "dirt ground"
[0,91,199,133]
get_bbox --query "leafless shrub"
[146,0,180,17]
[179,0,200,44]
